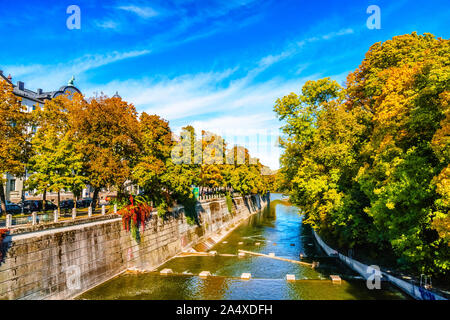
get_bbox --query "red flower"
[0,229,9,261]
[117,202,153,239]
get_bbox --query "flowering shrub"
[118,195,152,241]
[0,229,8,261]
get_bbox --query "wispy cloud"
[1,50,151,90]
[117,5,159,19]
[79,63,316,169]
[95,20,120,30]
[188,114,282,169]
[320,28,354,40]
[2,21,356,169]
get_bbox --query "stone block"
[160,268,173,275]
[286,274,296,281]
[330,275,341,284]
[241,273,251,280]
[199,271,211,278]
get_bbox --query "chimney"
[17,81,24,90]
[37,88,43,95]
[7,74,12,82]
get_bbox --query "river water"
[78,194,408,300]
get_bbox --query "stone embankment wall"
[0,194,268,300]
[312,229,447,300]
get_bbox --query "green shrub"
[226,192,233,214]
[157,202,168,218]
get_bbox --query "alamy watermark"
[366,265,382,289]
[65,5,382,32]
[67,5,81,30]
[170,130,281,173]
[64,265,81,290]
[367,5,381,30]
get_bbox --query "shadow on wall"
[0,232,11,266]
[243,194,262,214]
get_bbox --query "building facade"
[0,70,83,203]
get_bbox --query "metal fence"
[312,229,447,300]
[0,205,116,228]
[198,192,241,201]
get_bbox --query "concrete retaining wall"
[312,229,447,300]
[0,194,268,300]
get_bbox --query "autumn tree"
[133,113,173,207]
[349,33,450,274]
[27,95,85,213]
[275,33,450,277]
[0,79,31,215]
[223,146,265,195]
[165,126,201,197]
[199,131,226,189]
[70,94,141,209]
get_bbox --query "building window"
[9,179,16,192]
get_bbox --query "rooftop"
[0,70,81,104]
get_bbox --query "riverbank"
[0,194,268,300]
[77,193,409,300]
[312,229,447,300]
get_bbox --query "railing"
[312,229,447,300]
[198,192,241,201]
[0,204,118,229]
[1,192,259,228]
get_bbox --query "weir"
[137,270,336,282]
[238,249,316,268]
[76,193,411,300]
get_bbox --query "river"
[77,193,408,300]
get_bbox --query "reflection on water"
[78,274,407,300]
[78,194,409,300]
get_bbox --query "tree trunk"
[42,189,47,211]
[0,182,7,216]
[73,193,77,210]
[57,190,61,216]
[91,188,100,210]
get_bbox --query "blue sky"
[0,0,449,169]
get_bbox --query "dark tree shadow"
[0,232,12,266]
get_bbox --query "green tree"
[275,33,450,277]
[0,79,31,215]
[27,95,85,214]
[223,146,265,195]
[133,113,173,206]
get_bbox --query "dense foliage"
[0,80,31,214]
[275,33,449,278]
[27,95,84,213]
[1,79,271,218]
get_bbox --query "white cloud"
[95,20,120,30]
[2,26,356,169]
[187,114,282,169]
[117,5,159,19]
[1,50,151,90]
[80,65,310,170]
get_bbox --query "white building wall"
[4,97,40,202]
